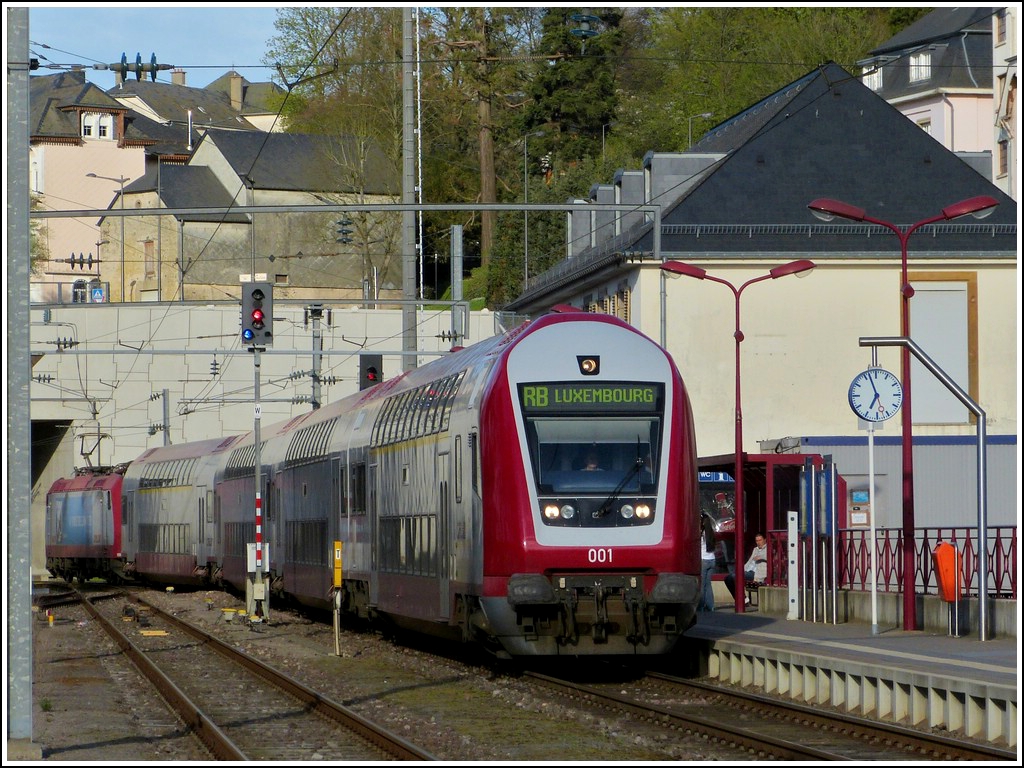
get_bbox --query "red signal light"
[251,308,265,328]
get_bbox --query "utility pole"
[402,8,418,372]
[307,304,327,409]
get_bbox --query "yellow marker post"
[333,541,343,655]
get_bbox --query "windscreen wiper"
[593,456,644,518]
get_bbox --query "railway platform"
[681,602,1020,751]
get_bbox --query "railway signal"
[359,353,382,390]
[241,282,274,347]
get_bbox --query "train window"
[350,462,366,513]
[525,417,660,494]
[468,432,478,494]
[454,435,463,503]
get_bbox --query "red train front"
[44,467,127,583]
[469,313,700,656]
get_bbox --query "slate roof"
[204,70,285,116]
[121,110,201,157]
[868,7,997,55]
[151,165,251,223]
[691,68,819,155]
[860,6,995,96]
[506,61,1017,313]
[29,71,125,139]
[197,130,399,196]
[111,77,262,131]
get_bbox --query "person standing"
[698,514,717,612]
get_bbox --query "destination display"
[519,382,662,413]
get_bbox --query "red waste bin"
[932,541,963,602]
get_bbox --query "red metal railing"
[765,526,1017,600]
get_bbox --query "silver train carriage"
[119,310,701,657]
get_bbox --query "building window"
[916,119,932,136]
[143,239,156,279]
[909,52,931,83]
[81,113,115,141]
[862,65,883,91]
[996,9,1006,45]
[997,140,1008,177]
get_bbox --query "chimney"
[230,72,243,111]
[171,68,186,86]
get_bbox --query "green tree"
[30,194,50,276]
[263,6,932,309]
[632,7,907,152]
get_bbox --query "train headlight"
[635,503,652,519]
[619,504,635,519]
[543,504,561,520]
[560,504,576,520]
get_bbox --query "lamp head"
[942,196,998,220]
[660,260,707,280]
[808,198,866,223]
[769,259,816,279]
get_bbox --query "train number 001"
[588,547,613,563]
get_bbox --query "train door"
[195,486,207,563]
[203,487,216,566]
[332,457,343,545]
[124,490,135,551]
[368,459,378,602]
[268,474,280,575]
[436,448,450,620]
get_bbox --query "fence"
[766,526,1017,600]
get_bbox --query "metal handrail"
[765,526,1017,600]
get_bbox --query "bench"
[745,581,764,607]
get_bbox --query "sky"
[24,4,283,90]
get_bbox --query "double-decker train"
[46,310,701,657]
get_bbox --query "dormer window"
[909,52,931,83]
[81,112,115,141]
[862,64,883,91]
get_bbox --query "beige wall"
[640,259,1017,457]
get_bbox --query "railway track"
[36,582,1013,761]
[79,590,436,761]
[525,669,1017,761]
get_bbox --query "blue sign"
[699,471,734,483]
[91,287,107,303]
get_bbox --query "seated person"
[582,450,603,471]
[725,533,768,603]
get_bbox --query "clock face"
[849,368,903,422]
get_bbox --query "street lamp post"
[661,258,816,612]
[523,130,544,287]
[87,173,130,302]
[95,239,109,297]
[808,196,998,631]
[602,122,616,161]
[688,112,713,148]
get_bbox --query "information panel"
[519,382,662,414]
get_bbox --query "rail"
[765,526,1017,600]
